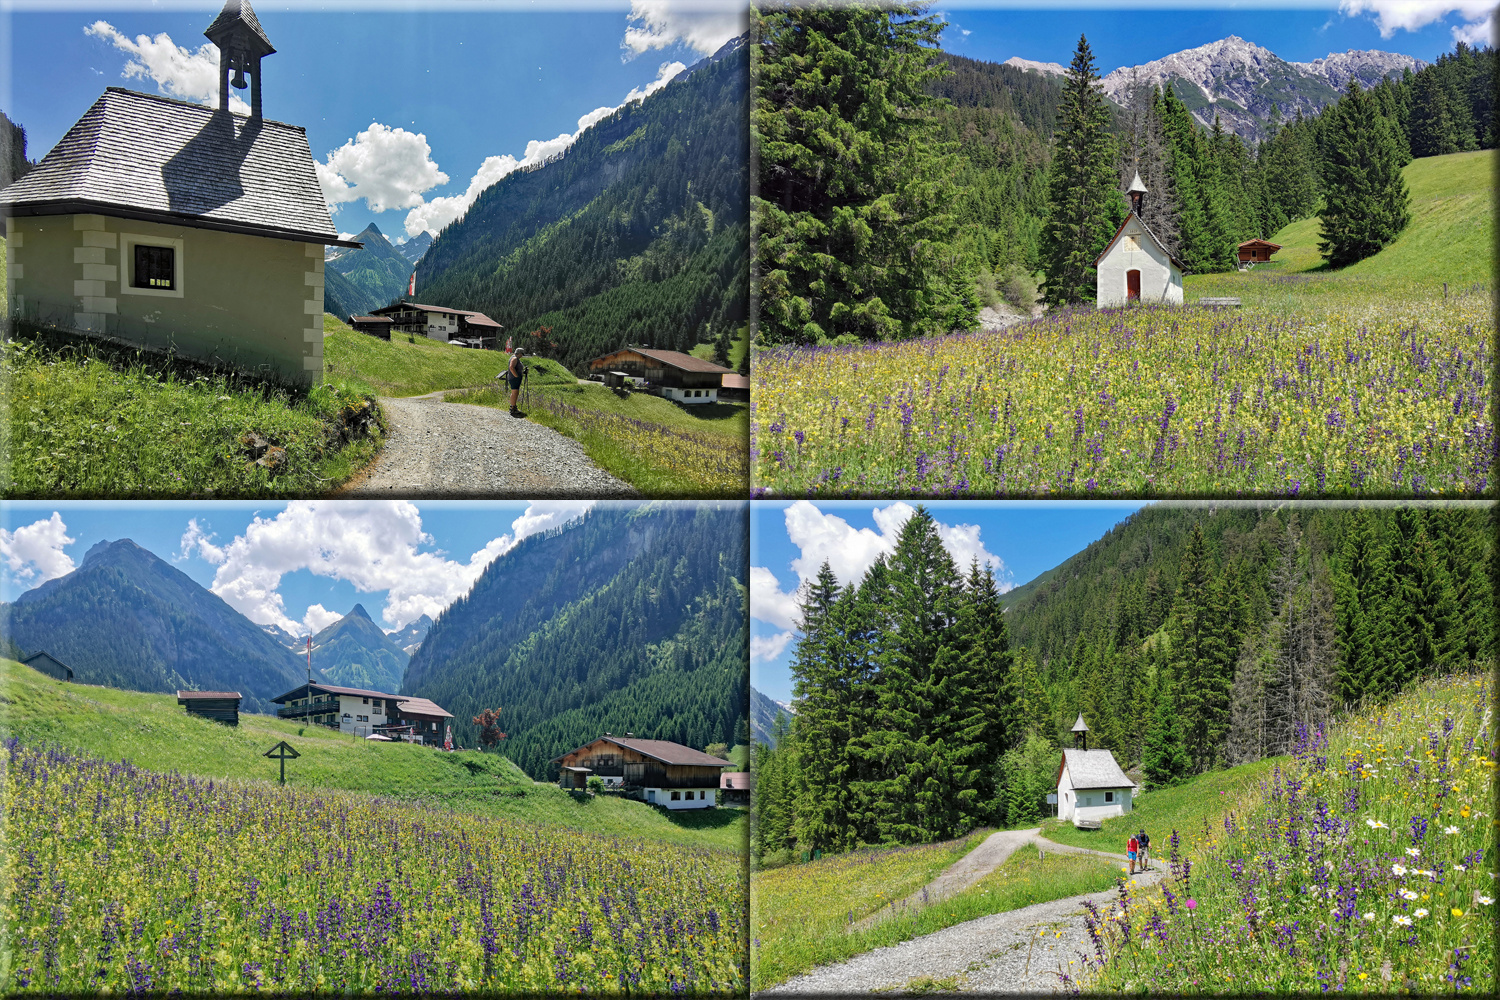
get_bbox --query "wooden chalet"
[551,734,733,809]
[270,681,452,744]
[719,372,749,402]
[20,650,73,682]
[586,347,732,404]
[368,301,502,348]
[349,314,394,339]
[177,690,242,725]
[1237,239,1282,266]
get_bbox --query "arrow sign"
[264,740,300,785]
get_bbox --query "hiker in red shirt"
[1127,833,1140,875]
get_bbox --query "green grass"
[1186,149,1493,311]
[690,325,750,370]
[751,835,1121,990]
[1079,674,1495,993]
[452,380,749,496]
[3,331,381,498]
[321,315,583,396]
[0,658,745,851]
[1037,759,1279,861]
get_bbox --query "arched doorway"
[1126,269,1141,302]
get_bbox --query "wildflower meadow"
[1,740,745,994]
[1066,673,1496,993]
[752,288,1491,496]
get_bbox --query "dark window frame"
[133,244,175,290]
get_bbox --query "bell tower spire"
[1127,171,1148,218]
[204,0,276,119]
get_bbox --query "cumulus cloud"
[748,502,1009,646]
[302,603,344,634]
[176,518,226,564]
[85,21,250,115]
[1338,1,1493,42]
[623,0,746,58]
[399,63,684,237]
[1,513,76,586]
[196,501,594,635]
[317,123,450,214]
[751,630,794,664]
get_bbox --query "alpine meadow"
[749,5,1493,497]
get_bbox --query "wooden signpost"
[264,740,300,785]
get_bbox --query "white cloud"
[200,501,594,635]
[1,513,76,586]
[85,21,249,115]
[399,62,683,238]
[751,630,794,664]
[317,123,450,215]
[1338,1,1493,42]
[623,0,745,58]
[176,518,225,564]
[750,565,800,630]
[302,603,344,634]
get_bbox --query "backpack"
[1139,832,1150,847]
[1128,837,1139,852]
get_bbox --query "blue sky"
[937,2,1490,67]
[1,500,604,635]
[1,1,745,241]
[750,501,1148,705]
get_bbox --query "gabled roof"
[20,650,72,676]
[350,315,394,324]
[1058,747,1138,790]
[177,690,243,700]
[370,302,502,327]
[270,681,395,703]
[0,88,356,247]
[551,735,734,768]
[720,771,753,789]
[1072,713,1089,732]
[394,697,453,719]
[1093,212,1187,272]
[1237,239,1282,250]
[589,347,733,374]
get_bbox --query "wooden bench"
[1198,297,1241,307]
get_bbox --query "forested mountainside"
[306,604,408,693]
[324,223,410,319]
[414,38,748,371]
[754,504,1492,854]
[750,686,793,747]
[0,539,315,714]
[403,504,748,778]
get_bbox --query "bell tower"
[1127,171,1147,218]
[205,0,276,119]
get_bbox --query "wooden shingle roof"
[551,735,734,768]
[0,88,357,246]
[1058,748,1138,790]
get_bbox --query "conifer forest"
[751,504,1493,862]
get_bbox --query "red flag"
[408,271,416,296]
[444,725,453,751]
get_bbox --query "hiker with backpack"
[1137,829,1151,872]
[1127,832,1139,875]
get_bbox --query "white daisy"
[1405,847,1421,857]
[1392,864,1408,876]
[1478,895,1494,906]
[1414,908,1429,919]
[1444,826,1460,835]
[1361,912,1376,921]
[1453,864,1466,872]
[1392,915,1412,926]
[1400,890,1420,900]
[1366,819,1388,829]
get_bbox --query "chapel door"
[1126,270,1141,301]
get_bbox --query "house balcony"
[277,700,340,719]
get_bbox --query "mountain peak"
[347,603,372,621]
[82,537,143,566]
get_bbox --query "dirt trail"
[335,393,636,498]
[772,834,1162,994]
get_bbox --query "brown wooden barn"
[586,347,732,404]
[177,690,242,725]
[20,650,73,682]
[349,315,394,339]
[1237,239,1282,266]
[551,734,732,809]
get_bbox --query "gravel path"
[767,837,1163,995]
[851,829,1042,932]
[337,393,637,498]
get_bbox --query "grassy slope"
[1037,758,1279,860]
[751,834,1121,989]
[690,325,750,370]
[321,315,514,396]
[0,659,744,851]
[1186,149,1493,308]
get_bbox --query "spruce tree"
[1318,79,1412,268]
[1040,34,1123,305]
[1141,668,1192,788]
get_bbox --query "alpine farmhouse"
[271,682,454,745]
[552,735,733,809]
[1094,173,1185,308]
[0,0,358,386]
